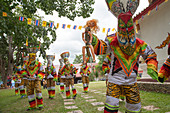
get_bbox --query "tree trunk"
[7,36,14,79]
[0,56,8,88]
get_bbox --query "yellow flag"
[148,10,151,15]
[135,20,138,25]
[27,18,32,25]
[42,21,47,27]
[102,28,106,33]
[165,0,168,2]
[3,12,7,17]
[78,26,82,30]
[56,23,59,29]
[112,28,115,32]
[67,25,71,28]
[26,38,28,46]
[136,28,138,34]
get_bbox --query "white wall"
[138,1,170,67]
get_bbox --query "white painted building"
[133,0,170,77]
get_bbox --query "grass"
[0,81,170,113]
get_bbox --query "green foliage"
[73,54,83,64]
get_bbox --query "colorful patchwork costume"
[155,33,170,82]
[12,65,22,95]
[21,46,45,111]
[45,55,58,99]
[60,52,78,99]
[19,55,29,98]
[80,61,91,93]
[58,58,65,93]
[89,0,159,112]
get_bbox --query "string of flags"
[2,12,116,33]
[135,0,168,33]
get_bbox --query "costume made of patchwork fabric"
[58,58,65,93]
[158,43,170,79]
[92,0,159,113]
[155,33,170,82]
[80,65,91,92]
[12,66,21,95]
[61,63,77,99]
[45,55,57,99]
[60,52,77,99]
[22,56,45,110]
[19,56,29,98]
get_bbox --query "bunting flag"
[49,22,54,28]
[67,25,71,28]
[107,28,110,32]
[56,23,59,29]
[35,20,39,26]
[142,15,144,21]
[135,20,138,25]
[62,24,66,29]
[27,18,32,25]
[136,28,138,34]
[102,28,106,33]
[2,12,118,33]
[112,28,115,32]
[42,21,47,27]
[148,10,151,15]
[19,17,24,21]
[26,38,28,46]
[78,26,82,30]
[2,12,7,17]
[156,5,159,11]
[73,25,77,30]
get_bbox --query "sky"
[37,0,149,65]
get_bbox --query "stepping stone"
[91,102,104,106]
[94,92,101,94]
[90,90,97,92]
[76,86,82,88]
[64,99,74,101]
[64,102,75,105]
[86,99,96,102]
[98,106,104,111]
[142,105,159,111]
[65,106,78,109]
[67,110,83,113]
[84,96,93,99]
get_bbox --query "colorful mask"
[105,0,139,55]
[60,52,70,66]
[46,55,55,70]
[23,56,29,63]
[29,53,36,62]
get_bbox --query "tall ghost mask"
[105,0,139,55]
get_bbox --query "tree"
[73,54,93,64]
[0,0,95,88]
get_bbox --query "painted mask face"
[105,0,140,56]
[47,59,52,70]
[23,56,29,63]
[117,12,136,55]
[29,53,36,62]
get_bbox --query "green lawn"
[0,81,169,113]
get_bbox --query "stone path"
[85,99,96,102]
[67,110,83,113]
[61,93,81,112]
[91,102,104,106]
[142,105,159,111]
